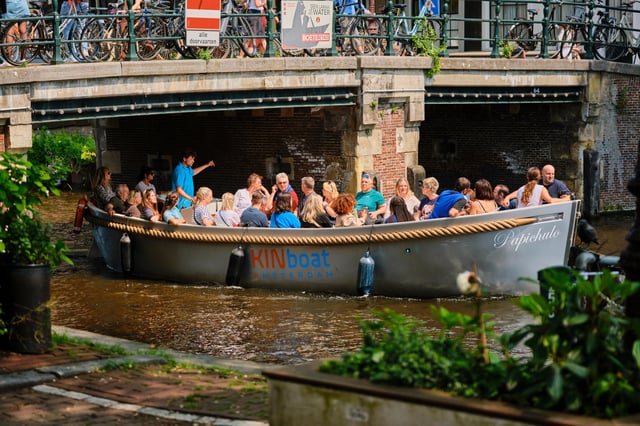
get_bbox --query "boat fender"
[120,232,132,273]
[73,198,88,234]
[357,250,375,296]
[599,255,620,268]
[225,246,245,286]
[574,251,598,271]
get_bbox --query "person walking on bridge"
[172,149,215,209]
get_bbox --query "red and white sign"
[185,0,221,47]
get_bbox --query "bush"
[320,270,640,419]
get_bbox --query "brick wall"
[373,108,407,196]
[105,108,345,197]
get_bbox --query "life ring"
[73,198,88,234]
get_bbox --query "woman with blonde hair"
[417,177,439,220]
[193,187,216,226]
[300,193,333,228]
[321,181,339,220]
[162,191,186,225]
[384,177,420,220]
[93,166,124,215]
[216,192,241,227]
[333,194,366,227]
[125,190,142,218]
[141,189,161,222]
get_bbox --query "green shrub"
[29,127,95,183]
[321,270,640,419]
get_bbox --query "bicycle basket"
[573,6,585,21]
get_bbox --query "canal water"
[47,192,635,365]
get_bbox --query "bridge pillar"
[0,85,32,152]
[344,57,428,198]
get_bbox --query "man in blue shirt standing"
[172,149,215,209]
[355,172,386,224]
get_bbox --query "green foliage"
[321,270,640,419]
[0,152,71,268]
[411,18,446,79]
[499,41,514,59]
[615,87,629,112]
[29,127,95,182]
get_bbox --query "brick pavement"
[0,328,270,425]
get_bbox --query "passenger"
[270,193,301,228]
[125,190,142,218]
[240,190,269,227]
[135,166,156,194]
[507,167,563,208]
[428,177,471,219]
[172,148,215,210]
[493,184,514,211]
[321,181,340,220]
[384,196,415,223]
[540,164,572,201]
[298,176,317,217]
[141,189,162,222]
[468,179,498,215]
[162,191,186,225]
[266,172,299,217]
[93,166,125,215]
[355,172,386,224]
[192,186,216,226]
[216,192,241,227]
[300,193,333,228]
[384,177,420,221]
[234,173,269,216]
[333,193,366,227]
[244,0,266,56]
[416,177,439,220]
[115,184,130,213]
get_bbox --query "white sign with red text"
[185,0,221,47]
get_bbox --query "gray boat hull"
[87,200,580,298]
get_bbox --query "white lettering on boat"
[494,225,561,252]
[250,248,332,279]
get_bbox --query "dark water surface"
[48,193,636,364]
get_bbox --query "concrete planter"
[264,361,640,426]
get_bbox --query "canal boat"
[84,200,580,298]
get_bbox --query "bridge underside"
[31,87,357,124]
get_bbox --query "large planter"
[264,361,640,426]
[0,264,52,354]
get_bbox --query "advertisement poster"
[281,1,333,49]
[186,0,221,47]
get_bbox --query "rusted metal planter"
[264,361,640,426]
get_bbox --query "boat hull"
[87,201,580,298]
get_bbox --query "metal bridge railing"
[0,0,638,65]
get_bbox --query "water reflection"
[50,193,634,365]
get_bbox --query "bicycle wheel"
[350,16,381,56]
[135,16,167,60]
[68,19,87,62]
[38,19,55,64]
[1,21,41,65]
[505,22,536,51]
[558,27,575,59]
[592,26,609,60]
[604,27,628,61]
[80,18,116,62]
[233,15,257,57]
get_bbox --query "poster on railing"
[281,1,333,49]
[185,0,221,47]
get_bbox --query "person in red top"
[266,172,298,217]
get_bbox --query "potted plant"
[0,152,71,354]
[264,269,640,424]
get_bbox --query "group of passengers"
[93,160,572,229]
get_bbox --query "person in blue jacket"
[429,177,471,219]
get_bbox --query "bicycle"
[1,0,47,66]
[40,0,89,64]
[79,1,166,62]
[380,0,442,56]
[592,1,639,62]
[334,0,381,56]
[504,3,561,58]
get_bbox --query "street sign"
[281,1,333,50]
[185,0,221,47]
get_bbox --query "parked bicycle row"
[1,0,638,66]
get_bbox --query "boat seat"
[181,207,195,224]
